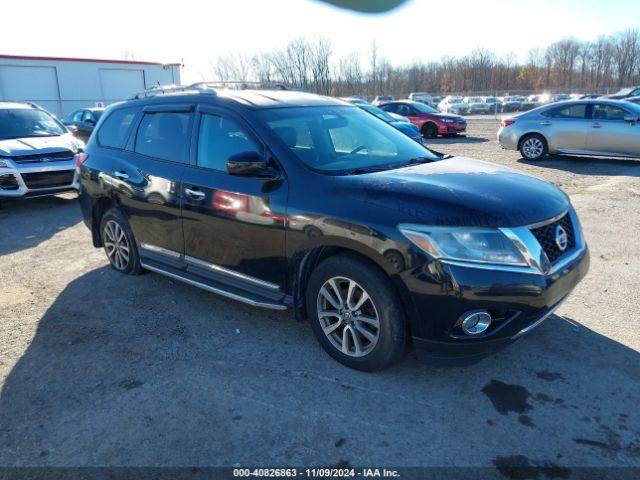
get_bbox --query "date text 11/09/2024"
[232,468,400,477]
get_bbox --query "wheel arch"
[517,131,550,151]
[91,196,118,247]
[291,242,414,340]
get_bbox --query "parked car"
[379,100,467,137]
[78,86,589,371]
[464,97,491,114]
[0,102,83,200]
[500,96,523,112]
[484,96,500,113]
[344,100,423,144]
[372,95,394,106]
[498,99,640,161]
[63,107,105,142]
[339,97,369,107]
[519,96,540,111]
[600,86,640,100]
[550,94,572,103]
[437,96,469,115]
[408,92,435,106]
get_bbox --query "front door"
[181,106,288,290]
[587,103,640,156]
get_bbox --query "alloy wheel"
[316,276,380,357]
[103,220,130,271]
[522,137,544,159]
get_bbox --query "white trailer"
[0,54,181,117]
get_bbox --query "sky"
[3,0,640,83]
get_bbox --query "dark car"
[77,85,589,371]
[625,96,640,106]
[601,86,640,100]
[63,107,104,142]
[344,100,423,144]
[379,100,466,138]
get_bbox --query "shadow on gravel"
[427,135,489,146]
[0,265,639,467]
[518,155,640,177]
[0,194,81,256]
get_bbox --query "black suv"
[78,85,589,371]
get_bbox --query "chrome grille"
[530,213,575,263]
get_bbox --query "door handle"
[592,123,602,128]
[185,187,205,200]
[114,170,129,180]
[540,120,552,126]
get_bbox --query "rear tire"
[99,208,142,275]
[306,254,407,371]
[422,123,438,139]
[519,134,548,161]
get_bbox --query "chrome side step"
[140,261,288,310]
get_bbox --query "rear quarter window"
[97,108,137,149]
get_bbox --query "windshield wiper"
[347,166,391,175]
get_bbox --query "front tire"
[422,123,438,139]
[99,208,142,275]
[519,134,548,161]
[306,254,407,371]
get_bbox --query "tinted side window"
[544,104,586,119]
[98,108,137,149]
[134,112,191,163]
[82,111,95,123]
[396,104,413,115]
[592,104,628,121]
[380,104,397,113]
[197,114,262,171]
[72,110,84,123]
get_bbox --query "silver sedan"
[498,99,640,161]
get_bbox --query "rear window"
[97,108,137,149]
[134,112,191,163]
[543,104,586,119]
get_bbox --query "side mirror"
[624,116,639,124]
[227,151,276,178]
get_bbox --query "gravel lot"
[1,117,639,475]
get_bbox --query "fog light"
[460,311,492,335]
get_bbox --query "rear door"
[540,103,588,152]
[587,103,640,156]
[111,104,194,263]
[181,105,288,289]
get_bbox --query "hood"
[340,156,569,228]
[391,121,420,136]
[433,113,465,121]
[0,134,82,156]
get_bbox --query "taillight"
[75,152,88,171]
[502,119,516,127]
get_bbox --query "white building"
[0,54,182,117]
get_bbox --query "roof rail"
[127,83,218,100]
[128,81,289,100]
[191,81,289,91]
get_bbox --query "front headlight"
[0,159,10,168]
[399,225,527,266]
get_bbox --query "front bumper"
[403,243,589,364]
[0,158,78,198]
[439,122,467,134]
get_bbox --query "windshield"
[468,97,482,103]
[412,103,438,114]
[259,106,437,175]
[359,104,397,123]
[0,108,66,140]
[617,88,633,95]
